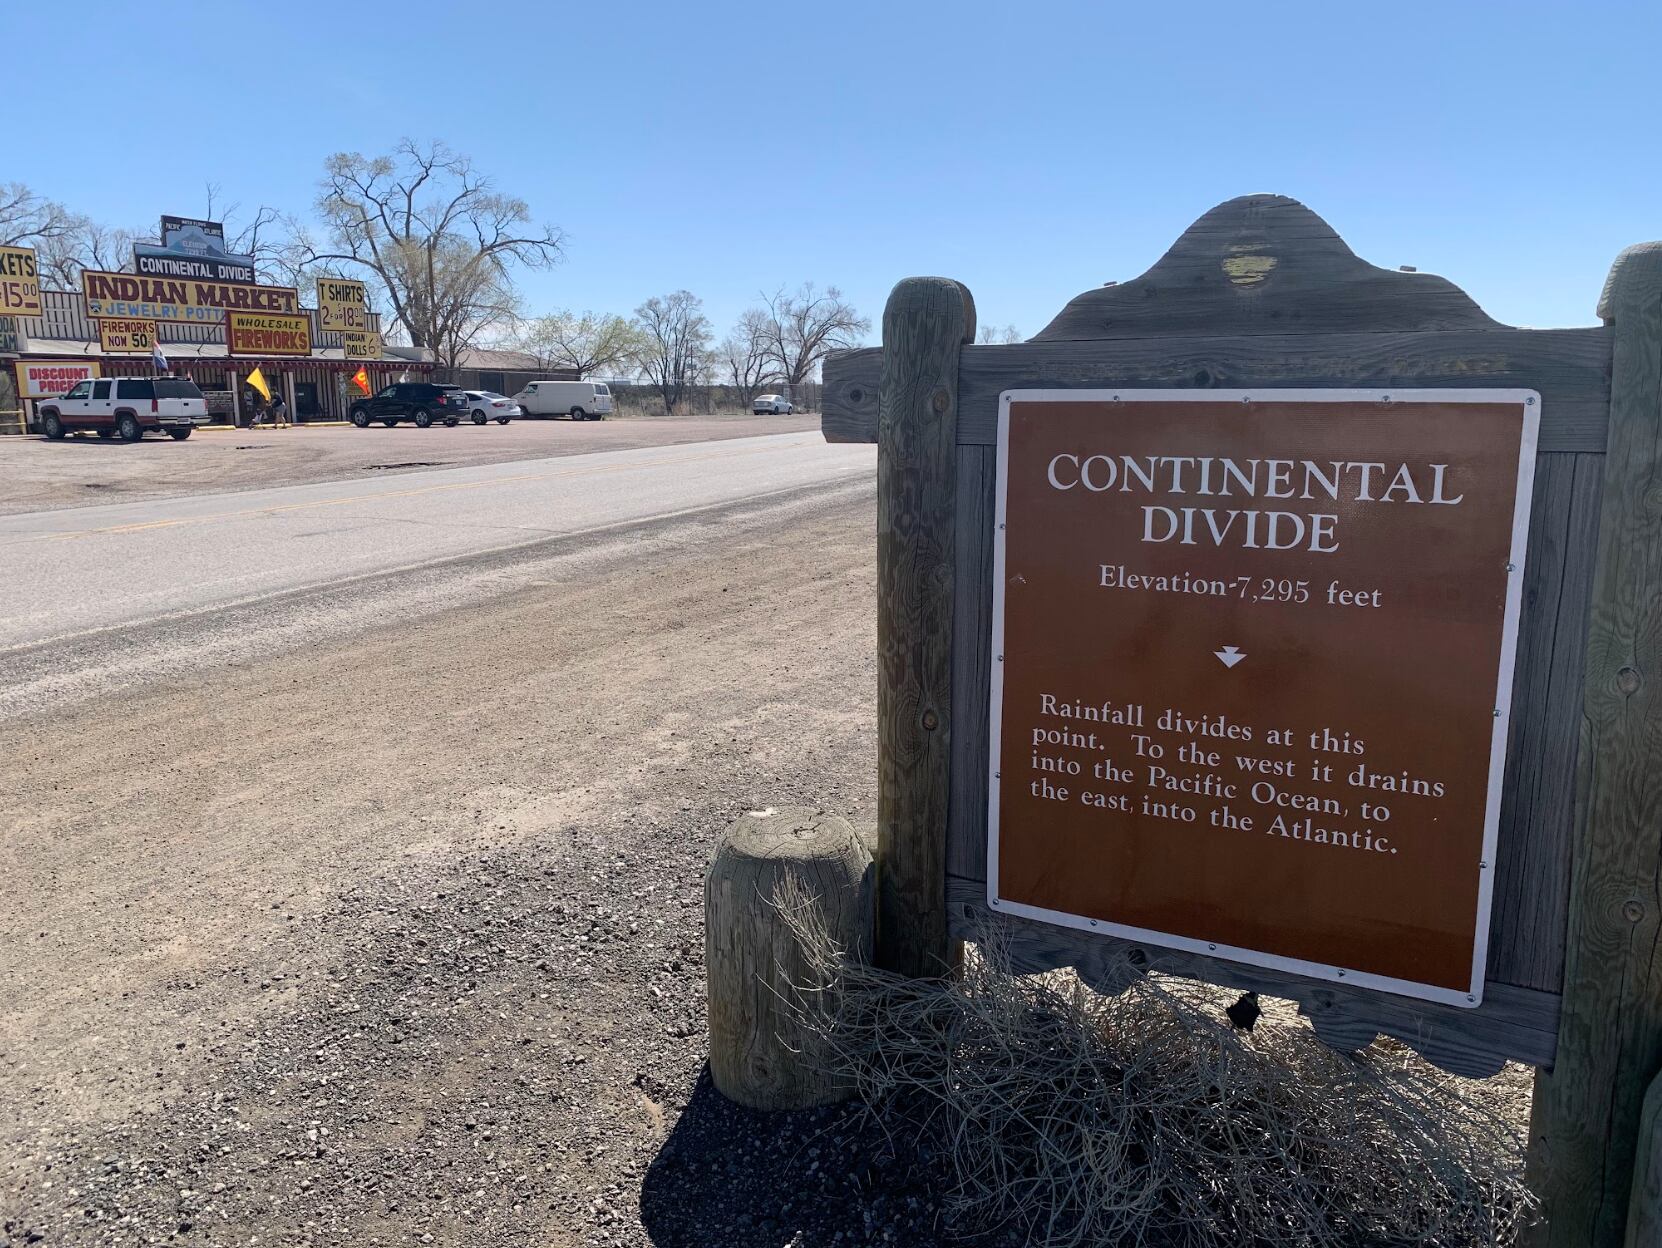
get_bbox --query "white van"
[512,380,613,420]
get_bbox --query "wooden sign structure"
[824,196,1662,1248]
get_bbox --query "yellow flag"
[247,366,272,402]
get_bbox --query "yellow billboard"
[228,311,312,357]
[342,330,383,360]
[81,270,299,322]
[317,277,369,333]
[97,318,158,352]
[0,246,42,316]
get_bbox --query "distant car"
[462,390,520,425]
[512,380,613,420]
[39,376,210,441]
[349,382,468,428]
[752,394,794,415]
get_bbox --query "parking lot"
[0,412,819,516]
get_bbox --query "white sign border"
[987,387,1541,1009]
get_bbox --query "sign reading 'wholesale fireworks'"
[228,311,312,357]
[988,390,1538,1007]
[81,270,299,322]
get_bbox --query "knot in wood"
[930,387,950,415]
[921,709,939,731]
[1617,665,1642,696]
[1624,899,1645,923]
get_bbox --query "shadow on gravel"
[640,1067,999,1247]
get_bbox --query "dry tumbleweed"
[773,882,1535,1247]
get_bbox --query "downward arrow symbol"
[1215,646,1246,669]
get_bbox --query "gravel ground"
[0,483,1010,1247]
[0,414,818,516]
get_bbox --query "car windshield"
[154,379,202,398]
[479,392,507,400]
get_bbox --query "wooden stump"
[705,808,873,1110]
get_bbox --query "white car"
[752,393,794,415]
[462,390,520,425]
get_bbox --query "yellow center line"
[26,444,795,542]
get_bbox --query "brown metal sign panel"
[989,390,1538,1007]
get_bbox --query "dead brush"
[772,882,1536,1247]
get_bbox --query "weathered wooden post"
[704,808,872,1110]
[1627,1071,1662,1246]
[1527,242,1662,1248]
[875,278,974,978]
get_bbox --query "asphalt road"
[0,431,873,655]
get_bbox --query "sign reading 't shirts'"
[989,390,1538,1007]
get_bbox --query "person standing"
[269,389,290,428]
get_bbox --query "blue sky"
[10,0,1659,341]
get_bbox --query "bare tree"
[308,140,564,369]
[0,184,142,289]
[197,184,310,286]
[719,308,780,406]
[632,291,713,415]
[977,323,1022,344]
[756,283,869,395]
[515,310,642,377]
[34,218,152,289]
[0,184,77,250]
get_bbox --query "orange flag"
[350,366,371,396]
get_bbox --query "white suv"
[39,377,211,441]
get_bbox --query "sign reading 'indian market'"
[80,270,299,323]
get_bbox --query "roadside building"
[399,346,577,395]
[7,291,431,430]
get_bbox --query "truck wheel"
[117,413,142,442]
[168,428,193,441]
[351,409,371,428]
[496,416,510,425]
[570,407,586,421]
[444,417,459,427]
[42,411,66,440]
[413,409,433,428]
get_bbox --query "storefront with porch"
[6,291,427,430]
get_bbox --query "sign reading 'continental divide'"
[989,390,1538,1007]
